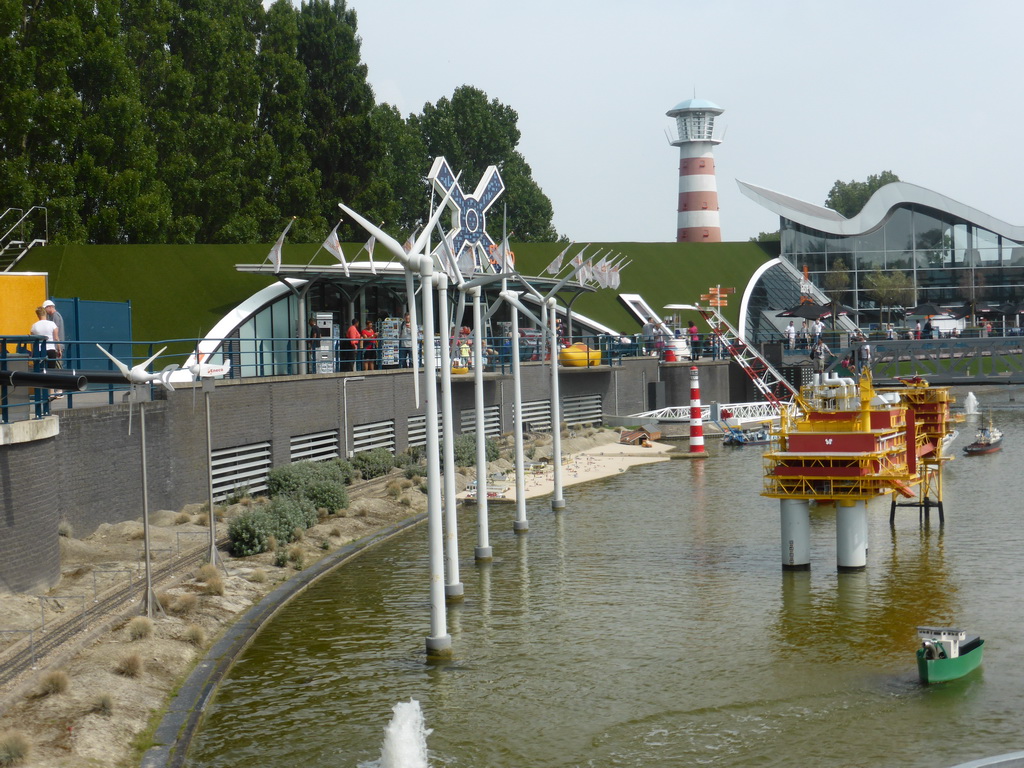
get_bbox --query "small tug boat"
[963,416,1002,456]
[916,626,984,684]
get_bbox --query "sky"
[339,0,1024,244]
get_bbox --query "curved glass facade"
[782,205,1024,310]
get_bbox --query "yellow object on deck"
[558,343,600,367]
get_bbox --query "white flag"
[610,263,621,289]
[366,235,376,274]
[323,224,349,277]
[457,245,475,277]
[268,217,295,273]
[545,241,574,275]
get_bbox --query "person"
[307,317,323,368]
[687,320,700,361]
[786,320,796,350]
[346,319,361,372]
[856,333,871,371]
[642,318,657,356]
[923,320,932,339]
[801,319,810,349]
[399,314,412,368]
[813,318,824,344]
[42,300,65,357]
[915,321,922,339]
[810,337,831,373]
[886,323,895,340]
[361,321,377,372]
[30,306,62,400]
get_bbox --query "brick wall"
[0,360,734,593]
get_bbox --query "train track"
[0,473,398,692]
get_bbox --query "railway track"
[0,473,397,692]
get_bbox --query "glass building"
[738,180,1024,319]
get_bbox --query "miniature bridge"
[630,400,779,426]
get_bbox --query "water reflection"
[190,404,1024,768]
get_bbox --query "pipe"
[0,370,87,391]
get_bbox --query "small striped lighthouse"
[667,98,723,243]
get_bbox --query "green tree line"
[0,0,558,245]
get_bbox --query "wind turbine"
[95,344,181,618]
[338,179,459,661]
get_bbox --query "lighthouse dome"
[667,98,723,117]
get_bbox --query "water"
[189,393,1024,768]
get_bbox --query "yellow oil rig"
[763,371,957,571]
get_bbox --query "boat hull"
[558,343,600,367]
[963,440,1002,455]
[916,640,984,683]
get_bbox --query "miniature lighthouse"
[667,98,723,243]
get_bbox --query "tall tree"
[824,171,900,218]
[411,86,557,242]
[863,268,913,328]
[297,0,375,240]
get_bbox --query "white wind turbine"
[338,181,459,660]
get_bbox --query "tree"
[411,85,558,242]
[824,171,900,218]
[749,231,780,243]
[863,268,913,328]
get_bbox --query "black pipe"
[0,370,88,391]
[59,369,131,386]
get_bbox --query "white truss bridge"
[629,400,780,427]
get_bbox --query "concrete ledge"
[0,414,59,445]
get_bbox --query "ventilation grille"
[562,393,603,426]
[211,441,272,501]
[515,399,552,432]
[289,430,339,463]
[352,419,395,455]
[407,412,442,449]
[460,405,501,436]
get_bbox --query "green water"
[190,403,1024,768]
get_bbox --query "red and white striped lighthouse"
[667,98,723,243]
[688,366,705,453]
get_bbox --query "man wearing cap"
[42,300,64,359]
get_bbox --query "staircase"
[1,206,48,271]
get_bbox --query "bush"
[91,693,114,717]
[0,730,30,766]
[38,670,69,697]
[57,520,73,538]
[350,448,395,480]
[452,434,499,467]
[303,480,348,514]
[185,625,206,647]
[115,653,143,678]
[201,574,225,596]
[167,593,198,616]
[228,508,274,556]
[128,616,153,641]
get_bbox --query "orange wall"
[1,273,49,345]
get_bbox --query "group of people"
[641,317,717,361]
[29,300,65,401]
[785,318,826,350]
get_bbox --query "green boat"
[916,626,984,684]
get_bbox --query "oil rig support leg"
[837,500,868,572]
[780,498,810,570]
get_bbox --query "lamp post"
[343,376,364,458]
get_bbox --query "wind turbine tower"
[667,98,723,243]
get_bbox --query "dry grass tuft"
[175,512,192,525]
[114,653,143,678]
[185,624,206,647]
[196,563,218,582]
[248,569,267,584]
[90,693,114,716]
[201,574,225,596]
[0,730,31,766]
[37,670,69,697]
[127,616,153,641]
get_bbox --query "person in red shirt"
[361,322,377,371]
[346,319,361,371]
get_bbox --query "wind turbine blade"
[411,172,461,256]
[95,344,130,378]
[405,269,420,404]
[338,203,408,264]
[451,291,467,357]
[462,272,506,291]
[138,346,168,372]
[485,296,505,321]
[504,293,544,328]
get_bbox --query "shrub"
[226,485,251,505]
[248,568,267,584]
[185,625,206,647]
[38,670,69,697]
[57,520,73,538]
[267,461,321,498]
[319,540,330,551]
[196,513,210,527]
[327,458,356,486]
[287,545,304,568]
[128,616,153,641]
[350,448,394,480]
[175,512,192,525]
[168,593,198,616]
[303,480,348,513]
[0,730,30,766]
[452,434,499,467]
[201,574,225,596]
[228,508,274,556]
[115,653,143,678]
[91,693,114,717]
[273,549,289,568]
[197,563,218,581]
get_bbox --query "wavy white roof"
[737,179,1024,241]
